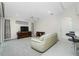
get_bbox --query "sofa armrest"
[31,37,42,43]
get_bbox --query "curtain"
[4,20,11,40]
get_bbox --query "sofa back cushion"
[39,33,57,41]
[39,34,50,41]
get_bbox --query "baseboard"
[4,38,17,42]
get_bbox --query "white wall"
[35,15,58,34]
[34,13,63,40]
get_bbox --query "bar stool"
[66,31,79,55]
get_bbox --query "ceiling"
[4,2,79,20]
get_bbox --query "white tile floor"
[0,38,42,56]
[42,41,75,56]
[0,38,76,56]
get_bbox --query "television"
[20,26,29,32]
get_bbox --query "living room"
[1,2,79,56]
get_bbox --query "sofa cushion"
[31,37,42,43]
[39,34,49,41]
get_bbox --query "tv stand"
[17,31,32,39]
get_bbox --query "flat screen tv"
[20,26,29,32]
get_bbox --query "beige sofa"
[31,33,58,52]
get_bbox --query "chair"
[31,33,58,52]
[36,32,45,37]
